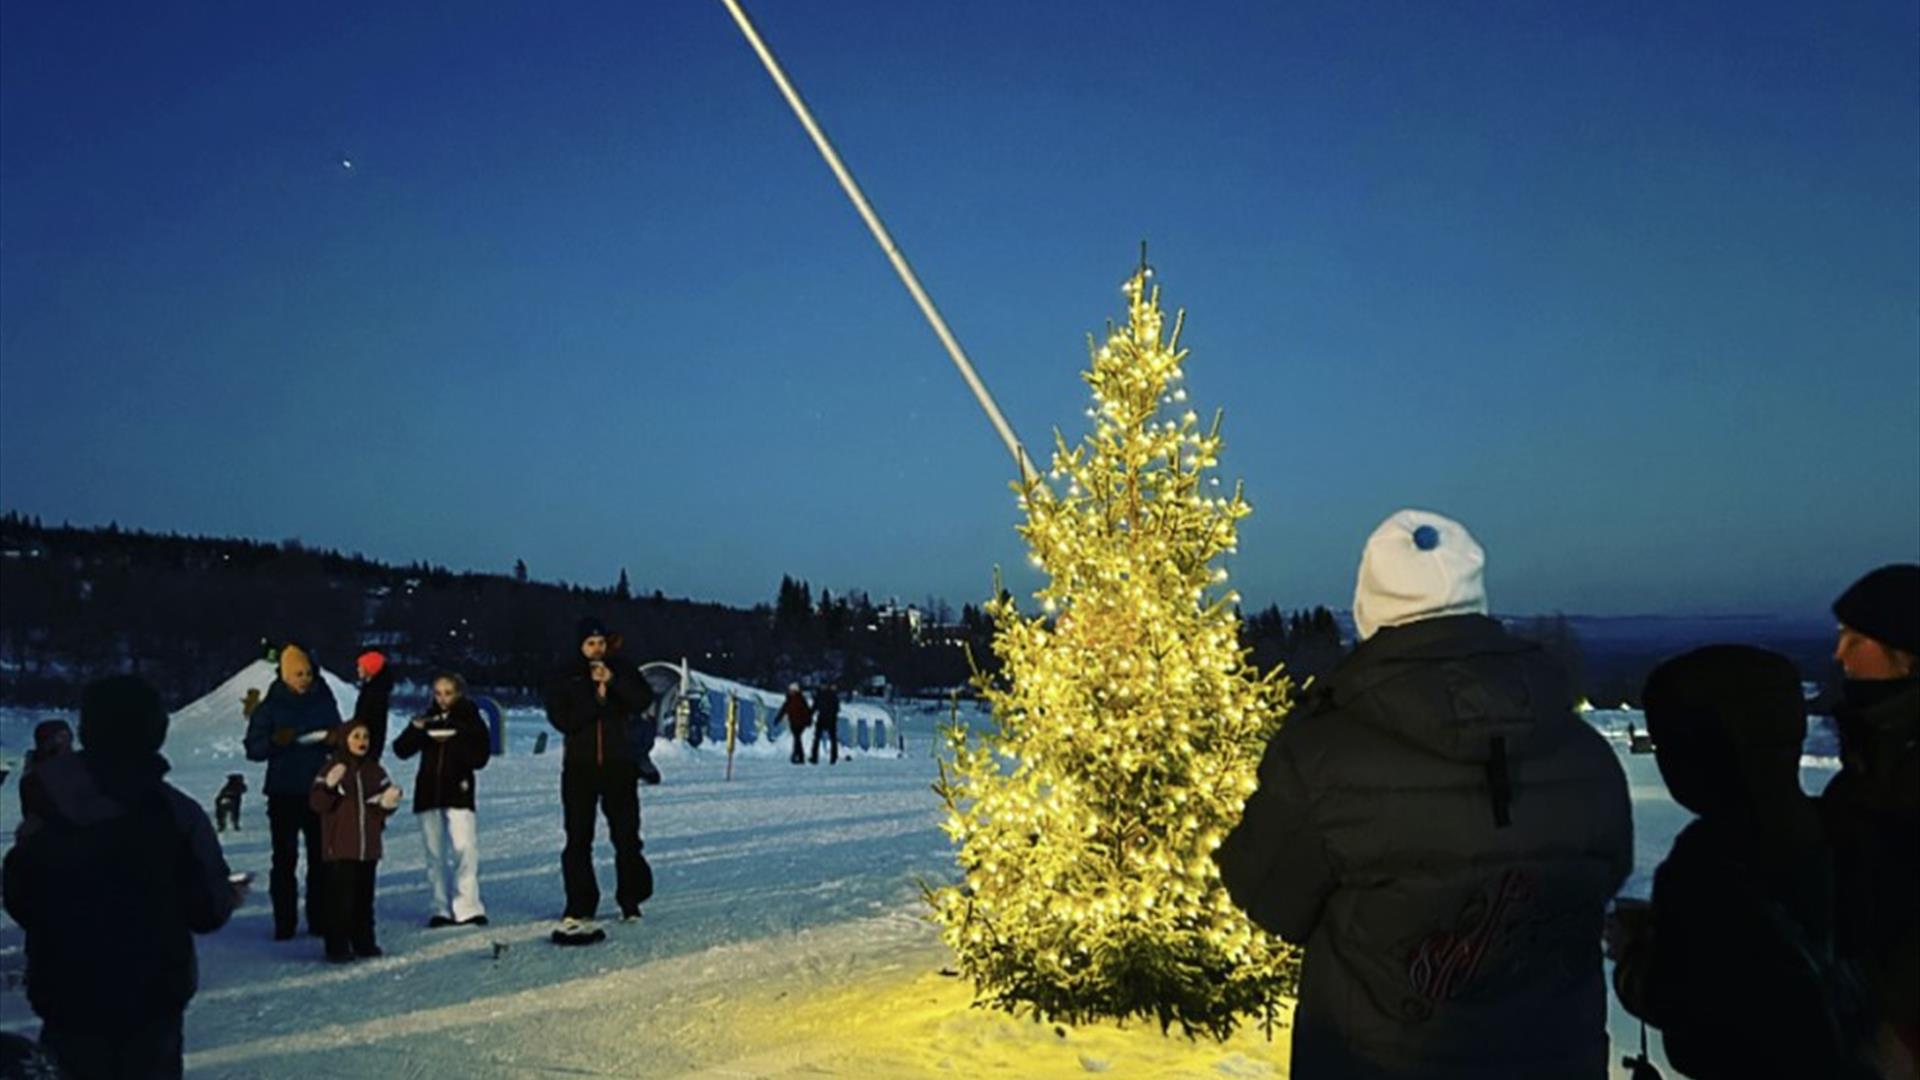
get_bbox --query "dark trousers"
[323,860,378,956]
[267,794,324,936]
[561,763,652,919]
[810,718,839,764]
[789,727,806,764]
[215,798,241,831]
[41,1012,183,1080]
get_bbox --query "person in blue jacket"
[244,643,342,941]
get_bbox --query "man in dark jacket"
[1216,510,1632,1080]
[1613,646,1872,1078]
[810,684,841,765]
[243,643,343,940]
[2,675,238,1080]
[1822,564,1920,1075]
[545,617,656,937]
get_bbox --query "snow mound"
[169,660,359,758]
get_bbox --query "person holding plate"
[393,672,492,927]
[244,643,342,941]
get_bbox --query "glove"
[378,786,403,811]
[324,763,348,788]
[271,727,296,747]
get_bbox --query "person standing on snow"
[351,649,394,760]
[1822,564,1920,1076]
[1216,509,1632,1080]
[3,675,239,1080]
[810,683,841,765]
[244,643,341,941]
[1611,646,1874,1079]
[544,617,656,942]
[392,672,491,928]
[310,717,403,962]
[778,683,812,765]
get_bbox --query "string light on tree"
[929,256,1298,1038]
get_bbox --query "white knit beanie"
[1352,509,1488,641]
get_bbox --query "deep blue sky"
[3,1,1915,618]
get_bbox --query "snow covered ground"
[0,704,1840,1078]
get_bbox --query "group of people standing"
[1217,509,1918,1080]
[240,645,490,961]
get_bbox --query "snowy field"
[0,704,1840,1078]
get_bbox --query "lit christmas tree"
[930,260,1298,1038]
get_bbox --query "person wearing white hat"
[1217,509,1631,1080]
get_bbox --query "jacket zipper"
[435,732,445,806]
[354,767,366,861]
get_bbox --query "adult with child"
[393,672,491,928]
[1611,645,1874,1078]
[544,617,656,943]
[1823,563,1920,1077]
[244,643,342,941]
[310,716,403,962]
[1216,509,1633,1080]
[3,675,240,1080]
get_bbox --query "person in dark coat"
[1612,646,1873,1078]
[352,649,394,759]
[392,672,491,927]
[243,643,342,940]
[1821,564,1920,1076]
[2,675,238,1080]
[309,718,402,962]
[778,683,811,765]
[810,684,841,765]
[544,617,656,935]
[213,773,247,832]
[16,718,72,820]
[1216,510,1632,1080]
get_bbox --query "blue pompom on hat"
[1352,510,1489,641]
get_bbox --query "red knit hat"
[356,650,387,679]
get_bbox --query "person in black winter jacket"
[810,684,841,765]
[1821,564,1920,1075]
[2,675,239,1080]
[393,672,492,927]
[1611,645,1874,1079]
[242,643,342,940]
[352,649,394,759]
[1216,510,1632,1080]
[544,617,656,934]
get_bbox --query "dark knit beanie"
[576,616,610,644]
[79,674,170,756]
[1833,564,1920,656]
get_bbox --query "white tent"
[169,659,359,759]
[638,662,901,757]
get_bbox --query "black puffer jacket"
[544,655,655,773]
[391,697,491,812]
[2,752,236,1025]
[1216,614,1632,1080]
[353,667,395,760]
